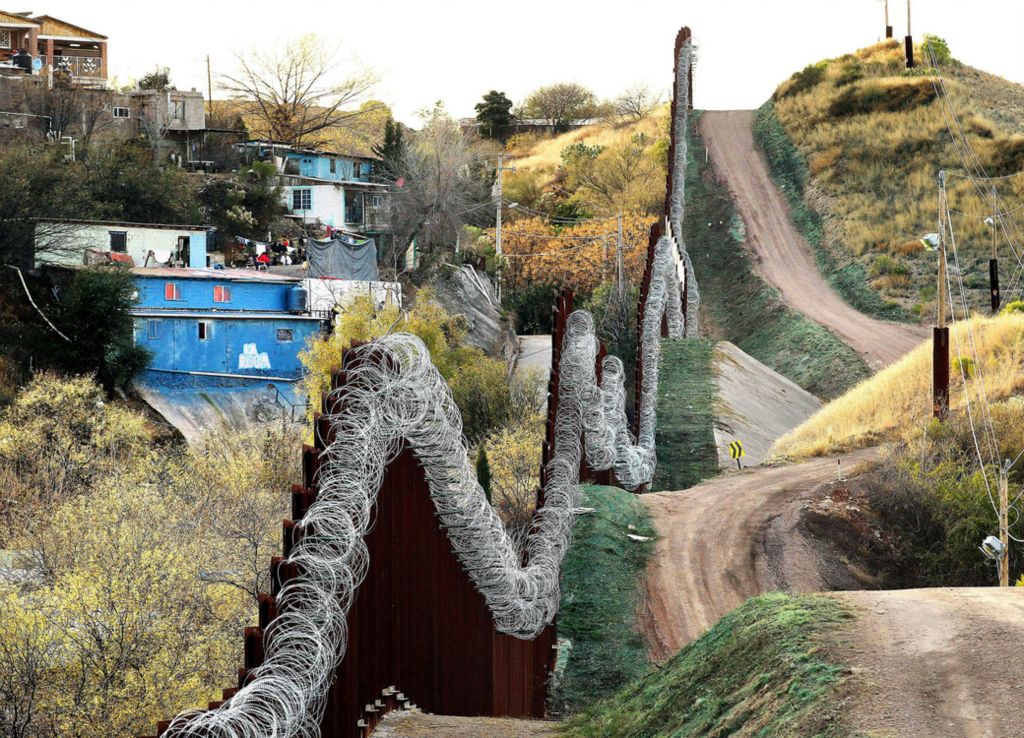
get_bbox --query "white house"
[34,218,210,269]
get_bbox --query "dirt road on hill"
[835,588,1024,738]
[638,449,879,661]
[699,110,926,369]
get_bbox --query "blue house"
[133,268,322,380]
[237,141,390,236]
[131,268,324,442]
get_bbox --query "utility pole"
[990,186,1001,313]
[616,213,625,303]
[884,0,893,38]
[1000,461,1010,587]
[933,170,950,419]
[494,153,515,302]
[905,0,915,68]
[206,55,213,117]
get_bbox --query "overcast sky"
[38,0,1024,124]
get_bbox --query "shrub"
[921,35,954,66]
[54,266,151,391]
[451,361,544,445]
[828,79,937,118]
[869,255,909,277]
[777,62,828,99]
[507,282,557,334]
[835,58,864,87]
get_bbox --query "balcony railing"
[48,55,102,78]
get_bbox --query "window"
[0,31,10,50]
[213,285,231,303]
[329,158,336,174]
[291,188,311,211]
[197,321,210,341]
[276,328,294,343]
[170,99,185,120]
[370,195,384,208]
[164,282,181,301]
[147,320,160,339]
[112,107,131,118]
[109,231,127,253]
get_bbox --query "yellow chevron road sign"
[728,440,745,460]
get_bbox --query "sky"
[34,0,1024,124]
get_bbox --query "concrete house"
[130,268,324,442]
[132,268,321,381]
[34,219,212,269]
[238,141,391,237]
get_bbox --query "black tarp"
[307,235,379,280]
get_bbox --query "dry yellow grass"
[771,40,1024,313]
[510,104,670,174]
[771,314,1024,460]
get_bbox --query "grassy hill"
[759,39,1024,319]
[772,313,1024,460]
[562,593,851,738]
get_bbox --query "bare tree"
[222,34,379,146]
[19,74,115,152]
[384,106,495,274]
[614,83,662,121]
[524,82,598,131]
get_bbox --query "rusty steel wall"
[150,26,693,738]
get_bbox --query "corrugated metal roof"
[131,267,301,283]
[132,310,322,321]
[35,217,211,230]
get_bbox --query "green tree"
[475,90,513,138]
[55,267,151,391]
[372,116,406,182]
[525,82,598,132]
[199,161,283,239]
[476,445,492,503]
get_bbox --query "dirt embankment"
[638,449,880,661]
[699,110,926,369]
[373,710,558,737]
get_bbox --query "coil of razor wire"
[162,233,684,738]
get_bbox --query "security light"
[980,535,1004,560]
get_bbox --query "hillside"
[772,313,1024,459]
[759,39,1024,319]
[508,104,669,174]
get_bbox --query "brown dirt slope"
[835,588,1024,738]
[372,710,559,737]
[699,110,926,369]
[639,449,879,661]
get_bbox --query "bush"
[921,35,954,66]
[827,79,937,118]
[451,360,544,445]
[507,282,557,334]
[777,62,828,99]
[55,266,152,391]
[835,58,864,87]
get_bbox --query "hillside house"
[238,141,391,237]
[0,12,107,85]
[132,268,322,382]
[130,267,324,442]
[34,219,212,269]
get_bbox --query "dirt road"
[639,449,878,661]
[836,588,1024,738]
[699,110,926,368]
